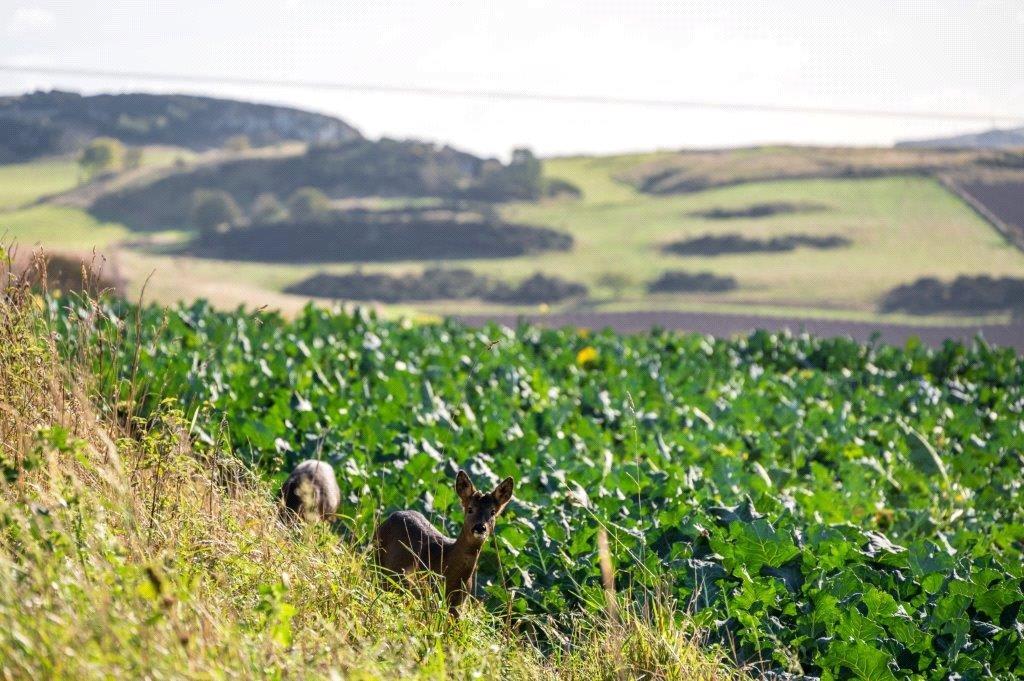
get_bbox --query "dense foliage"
[52,299,1024,679]
[687,202,826,220]
[90,139,544,231]
[648,271,738,293]
[182,212,573,263]
[881,275,1024,316]
[663,234,850,257]
[286,268,588,305]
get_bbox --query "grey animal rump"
[281,459,341,521]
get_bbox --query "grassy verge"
[0,159,81,210]
[0,258,739,679]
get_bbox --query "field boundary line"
[937,173,1024,253]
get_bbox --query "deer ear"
[455,470,476,502]
[493,476,514,507]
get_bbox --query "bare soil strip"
[458,310,1024,351]
[940,175,1024,252]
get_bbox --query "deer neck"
[443,528,484,581]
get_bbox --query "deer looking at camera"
[374,470,514,615]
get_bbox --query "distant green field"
[492,156,1024,312]
[0,160,80,210]
[334,155,1024,319]
[2,204,130,250]
[3,150,1024,322]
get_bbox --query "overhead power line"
[2,63,1022,125]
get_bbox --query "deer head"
[455,470,514,545]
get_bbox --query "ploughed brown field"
[949,179,1024,249]
[458,310,1024,351]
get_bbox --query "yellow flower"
[576,346,598,367]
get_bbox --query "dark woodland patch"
[664,233,850,257]
[880,276,1024,315]
[91,142,544,230]
[178,209,573,263]
[647,271,737,293]
[688,202,827,220]
[286,268,587,305]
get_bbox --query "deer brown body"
[280,459,341,522]
[374,471,514,615]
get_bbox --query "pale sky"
[2,0,1023,158]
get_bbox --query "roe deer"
[374,470,514,615]
[280,459,340,522]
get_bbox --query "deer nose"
[472,523,487,535]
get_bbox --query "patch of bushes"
[647,271,737,293]
[664,233,850,256]
[286,187,332,222]
[542,177,583,199]
[978,151,1024,169]
[688,202,827,220]
[484,273,588,304]
[880,275,1024,315]
[285,268,588,305]
[191,189,244,234]
[91,140,547,231]
[182,209,573,263]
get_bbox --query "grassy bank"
[0,262,737,679]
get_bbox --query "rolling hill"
[0,90,361,162]
[896,126,1024,150]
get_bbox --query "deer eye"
[467,506,475,514]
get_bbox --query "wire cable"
[2,63,1022,125]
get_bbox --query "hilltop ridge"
[0,89,361,162]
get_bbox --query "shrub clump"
[191,189,244,234]
[185,210,574,263]
[543,177,583,199]
[664,233,850,256]
[688,202,827,220]
[286,268,588,305]
[880,275,1024,315]
[483,273,588,304]
[648,270,737,293]
[287,268,488,303]
[286,187,333,222]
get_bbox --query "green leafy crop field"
[52,298,1024,679]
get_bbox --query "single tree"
[251,192,287,223]
[287,187,332,222]
[597,272,634,299]
[78,137,125,181]
[191,189,243,235]
[123,146,144,171]
[506,147,543,199]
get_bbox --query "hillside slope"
[0,90,361,162]
[90,140,544,229]
[0,263,737,680]
[897,126,1024,150]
